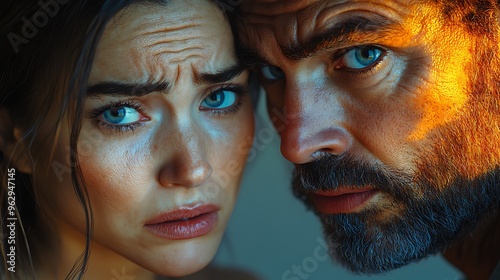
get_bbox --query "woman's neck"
[37,221,157,280]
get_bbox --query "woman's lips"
[311,188,379,214]
[144,204,219,240]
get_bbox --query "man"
[233,0,500,279]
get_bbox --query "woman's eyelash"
[88,100,146,133]
[87,100,143,119]
[87,85,248,133]
[209,84,248,97]
[204,84,249,117]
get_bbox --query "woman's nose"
[158,123,213,188]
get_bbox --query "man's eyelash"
[331,45,387,75]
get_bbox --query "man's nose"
[278,80,352,164]
[158,123,213,188]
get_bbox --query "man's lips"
[145,204,220,240]
[311,188,379,214]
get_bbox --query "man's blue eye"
[342,46,384,70]
[102,107,141,125]
[261,65,285,80]
[201,90,238,109]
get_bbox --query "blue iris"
[343,46,383,69]
[201,90,237,109]
[102,107,139,125]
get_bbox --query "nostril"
[311,149,337,160]
[159,158,213,188]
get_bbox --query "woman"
[0,0,255,279]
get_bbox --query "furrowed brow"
[195,64,246,85]
[87,81,169,97]
[283,16,397,60]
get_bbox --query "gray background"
[212,92,464,280]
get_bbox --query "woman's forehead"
[89,1,235,86]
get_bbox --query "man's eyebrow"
[195,64,246,85]
[283,16,398,60]
[87,81,169,97]
[238,47,275,68]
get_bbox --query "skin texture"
[235,0,500,278]
[21,1,254,279]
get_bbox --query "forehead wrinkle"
[242,0,326,17]
[91,1,236,95]
[314,1,409,29]
[131,23,220,82]
[120,2,207,33]
[139,23,205,48]
[242,0,415,59]
[145,37,207,60]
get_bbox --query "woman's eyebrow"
[195,64,246,85]
[86,81,169,97]
[86,64,245,97]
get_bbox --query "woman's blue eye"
[102,106,141,125]
[201,90,238,109]
[261,65,285,81]
[342,46,384,70]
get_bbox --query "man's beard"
[292,44,500,273]
[292,153,500,274]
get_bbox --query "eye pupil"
[104,107,127,124]
[205,92,225,107]
[355,47,378,66]
[200,89,238,110]
[111,107,125,118]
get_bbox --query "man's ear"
[0,107,33,174]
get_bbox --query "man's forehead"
[240,0,327,16]
[237,0,427,59]
[240,0,421,19]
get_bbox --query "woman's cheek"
[78,134,153,211]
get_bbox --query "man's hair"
[434,0,500,36]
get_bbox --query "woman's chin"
[150,255,214,277]
[142,240,220,277]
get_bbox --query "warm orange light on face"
[404,5,473,141]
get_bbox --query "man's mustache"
[292,154,415,201]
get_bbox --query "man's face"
[237,0,500,273]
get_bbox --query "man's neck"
[443,210,500,280]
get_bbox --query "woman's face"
[35,0,254,276]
